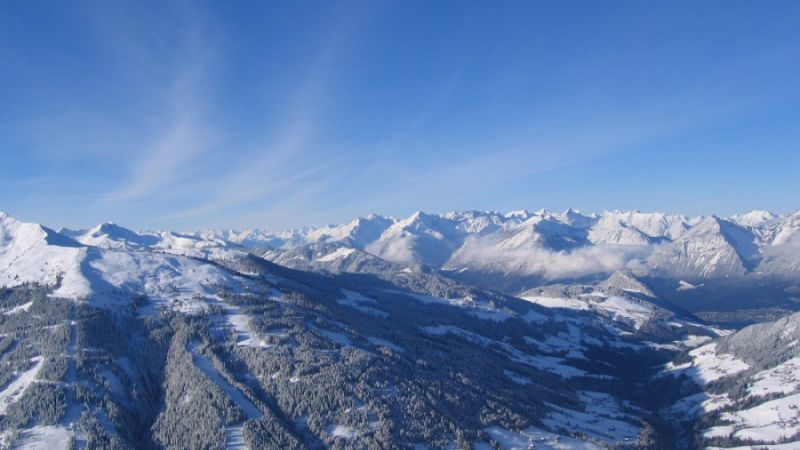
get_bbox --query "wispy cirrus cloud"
[102,6,219,204]
[158,2,373,227]
[108,113,215,203]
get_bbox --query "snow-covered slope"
[1,214,258,311]
[598,270,657,298]
[663,311,800,448]
[64,222,235,259]
[261,241,407,274]
[588,210,690,245]
[757,211,800,280]
[364,211,469,266]
[647,217,754,280]
[729,210,780,228]
[0,212,89,298]
[60,222,159,250]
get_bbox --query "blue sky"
[1,1,799,230]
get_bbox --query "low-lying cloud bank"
[447,235,652,280]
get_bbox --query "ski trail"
[62,306,87,449]
[0,357,43,414]
[7,311,85,450]
[192,351,261,419]
[189,343,261,449]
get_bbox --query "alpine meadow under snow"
[1,208,800,449]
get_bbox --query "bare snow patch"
[8,425,72,450]
[224,308,266,348]
[707,442,800,450]
[522,296,585,310]
[422,325,586,378]
[87,250,254,312]
[677,280,701,291]
[366,337,403,352]
[540,391,641,445]
[666,343,749,384]
[747,356,800,398]
[315,327,354,347]
[483,425,603,449]
[316,247,355,262]
[337,290,388,318]
[327,424,358,439]
[407,293,514,321]
[704,392,800,443]
[664,392,732,419]
[680,334,713,348]
[3,301,33,315]
[522,294,653,329]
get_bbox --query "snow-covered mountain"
[1,211,691,449]
[61,222,236,259]
[198,208,800,279]
[1,211,89,298]
[201,209,800,314]
[1,209,799,449]
[60,222,159,250]
[647,216,754,280]
[587,210,691,245]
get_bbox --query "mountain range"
[195,209,800,321]
[1,209,800,449]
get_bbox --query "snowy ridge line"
[5,208,800,303]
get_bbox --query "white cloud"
[450,234,652,281]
